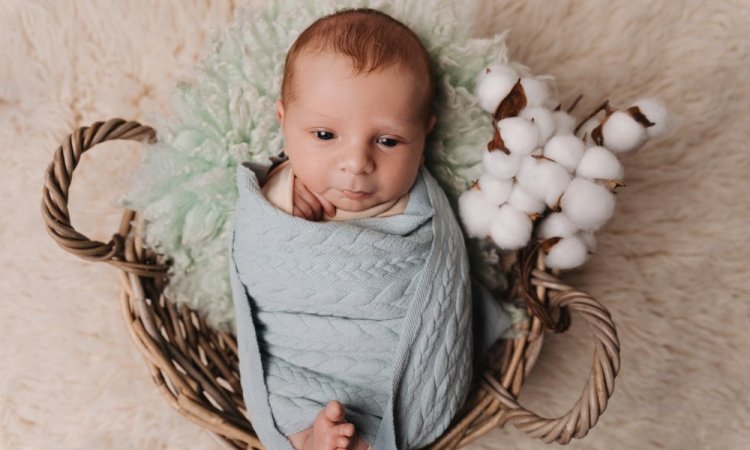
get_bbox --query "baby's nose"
[340,144,374,175]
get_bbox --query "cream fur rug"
[2,0,749,449]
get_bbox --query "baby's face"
[276,51,435,212]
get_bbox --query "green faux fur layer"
[118,0,531,333]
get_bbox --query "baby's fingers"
[292,194,321,220]
[293,204,316,220]
[293,178,323,220]
[314,192,337,218]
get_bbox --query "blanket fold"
[229,159,510,450]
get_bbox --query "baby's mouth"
[341,189,371,200]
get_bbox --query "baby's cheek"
[304,178,333,197]
[304,171,329,194]
[385,166,416,192]
[290,165,321,191]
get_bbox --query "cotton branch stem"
[566,94,584,113]
[573,99,610,135]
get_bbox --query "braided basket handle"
[480,247,621,445]
[41,118,168,278]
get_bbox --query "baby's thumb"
[313,192,336,217]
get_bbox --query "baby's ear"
[275,99,285,125]
[426,115,437,134]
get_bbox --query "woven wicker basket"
[41,118,620,449]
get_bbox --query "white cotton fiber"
[520,77,550,108]
[578,230,597,253]
[575,145,624,180]
[479,173,513,205]
[498,117,539,155]
[515,156,540,194]
[489,204,533,250]
[631,97,668,138]
[560,177,616,231]
[458,188,495,238]
[602,110,648,153]
[516,156,572,207]
[553,110,577,136]
[545,235,589,269]
[507,181,546,214]
[539,160,572,207]
[575,117,600,145]
[475,65,519,114]
[537,212,578,239]
[521,106,556,145]
[543,134,585,172]
[483,148,524,180]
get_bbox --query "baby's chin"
[326,189,397,213]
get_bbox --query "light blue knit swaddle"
[229,159,511,450]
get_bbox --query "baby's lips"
[341,190,372,200]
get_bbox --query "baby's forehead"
[298,48,425,76]
[294,50,431,97]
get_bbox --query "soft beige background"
[2,0,749,449]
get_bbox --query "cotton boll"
[507,182,546,214]
[458,188,496,237]
[601,111,648,153]
[479,173,513,205]
[483,149,524,180]
[560,177,616,231]
[515,156,541,193]
[521,106,556,145]
[498,117,539,155]
[537,160,573,206]
[545,235,589,269]
[575,146,624,181]
[552,110,577,136]
[578,230,597,253]
[535,74,560,110]
[516,156,572,207]
[575,117,600,145]
[489,204,533,250]
[520,77,550,108]
[631,98,668,138]
[475,66,519,114]
[543,134,585,172]
[537,212,578,239]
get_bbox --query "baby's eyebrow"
[304,109,338,121]
[299,107,421,133]
[369,118,421,134]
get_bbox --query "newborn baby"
[269,10,434,450]
[229,7,510,450]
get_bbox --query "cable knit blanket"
[228,159,511,450]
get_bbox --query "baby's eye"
[377,137,400,148]
[313,130,335,141]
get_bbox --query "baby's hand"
[292,176,336,221]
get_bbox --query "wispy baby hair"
[281,7,436,125]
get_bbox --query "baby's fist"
[292,176,336,221]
